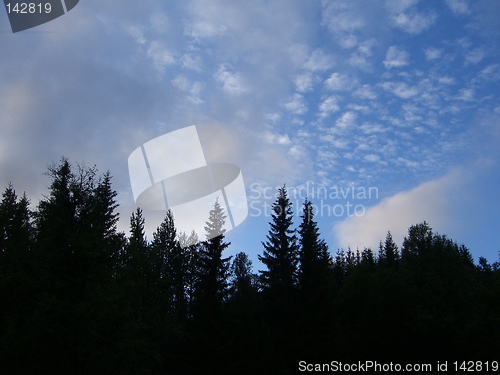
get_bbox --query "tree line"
[0,159,499,374]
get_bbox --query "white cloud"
[383,46,410,69]
[382,81,419,99]
[150,12,170,34]
[393,11,437,34]
[288,144,306,159]
[303,48,335,71]
[348,39,376,71]
[265,112,281,123]
[295,72,315,92]
[360,123,387,134]
[425,47,442,60]
[336,111,357,129]
[319,96,341,119]
[445,0,470,15]
[438,76,456,85]
[478,64,500,81]
[284,93,308,115]
[334,173,453,251]
[185,18,227,40]
[357,39,376,56]
[171,75,204,104]
[324,72,352,91]
[339,34,358,49]
[321,1,365,33]
[364,154,381,163]
[180,53,202,72]
[348,52,372,71]
[214,65,248,95]
[353,84,377,100]
[457,88,475,101]
[384,0,420,14]
[147,41,176,73]
[171,75,190,91]
[465,48,486,65]
[263,131,291,145]
[125,25,146,44]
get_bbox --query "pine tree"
[258,185,299,298]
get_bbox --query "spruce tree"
[297,198,330,296]
[196,198,231,313]
[378,231,400,268]
[151,210,189,321]
[0,185,33,276]
[0,185,34,368]
[229,252,256,300]
[178,230,200,320]
[258,185,299,298]
[191,199,232,374]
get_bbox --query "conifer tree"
[0,185,33,275]
[196,198,231,314]
[297,198,330,296]
[151,210,189,320]
[178,230,200,319]
[229,251,256,300]
[378,231,400,268]
[0,185,34,356]
[360,248,376,270]
[258,185,299,298]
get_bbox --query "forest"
[0,159,499,374]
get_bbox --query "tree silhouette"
[0,160,499,373]
[196,198,232,315]
[151,210,189,322]
[297,198,333,362]
[298,198,330,295]
[378,231,400,268]
[258,185,299,299]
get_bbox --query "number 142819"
[5,3,52,14]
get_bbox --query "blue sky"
[0,0,499,266]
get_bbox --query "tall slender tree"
[151,210,189,321]
[196,198,231,313]
[0,185,34,358]
[258,185,299,298]
[298,198,331,295]
[178,230,200,320]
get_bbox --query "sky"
[0,0,499,267]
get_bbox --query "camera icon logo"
[128,125,248,244]
[4,0,79,33]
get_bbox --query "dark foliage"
[0,162,498,374]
